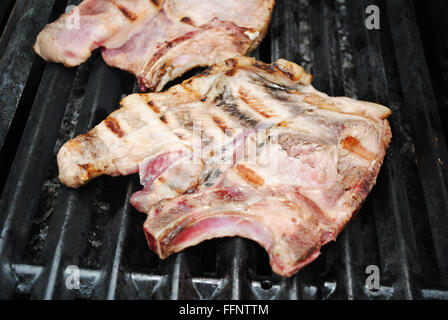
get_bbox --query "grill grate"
[0,0,447,300]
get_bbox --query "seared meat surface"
[34,0,274,91]
[57,57,391,277]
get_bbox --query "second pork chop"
[34,0,274,91]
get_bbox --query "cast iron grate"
[0,0,447,300]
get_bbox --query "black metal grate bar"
[0,63,76,298]
[0,0,59,151]
[0,0,447,300]
[386,0,448,284]
[352,0,421,299]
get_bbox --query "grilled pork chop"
[34,0,274,91]
[57,57,392,277]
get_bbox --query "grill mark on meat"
[236,164,264,187]
[212,115,234,136]
[159,115,168,124]
[215,87,258,127]
[150,0,161,6]
[113,3,138,21]
[147,100,160,113]
[218,99,258,127]
[342,136,375,160]
[104,117,125,137]
[180,16,195,26]
[238,88,275,118]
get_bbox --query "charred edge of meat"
[274,61,313,84]
[114,3,137,21]
[250,60,305,83]
[214,86,258,127]
[77,163,102,181]
[104,117,125,137]
[273,63,297,81]
[253,62,278,74]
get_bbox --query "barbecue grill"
[0,0,447,300]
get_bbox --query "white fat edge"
[244,30,260,41]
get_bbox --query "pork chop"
[34,0,274,91]
[57,57,392,276]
